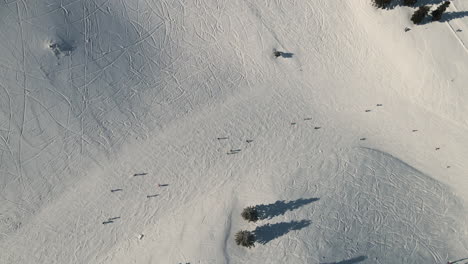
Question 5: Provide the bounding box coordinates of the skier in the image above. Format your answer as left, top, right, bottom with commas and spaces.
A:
274, 51, 283, 58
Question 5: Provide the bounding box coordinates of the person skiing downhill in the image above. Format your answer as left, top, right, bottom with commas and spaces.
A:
274, 50, 283, 58
273, 48, 283, 58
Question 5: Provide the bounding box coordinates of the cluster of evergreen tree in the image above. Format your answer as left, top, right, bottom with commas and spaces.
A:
411, 1, 450, 24
373, 0, 393, 9
372, 0, 452, 25
411, 5, 431, 24
234, 206, 260, 248
403, 0, 418, 6
372, 0, 418, 9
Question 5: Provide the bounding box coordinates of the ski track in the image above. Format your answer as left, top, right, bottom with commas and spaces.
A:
0, 0, 468, 263
446, 1, 468, 55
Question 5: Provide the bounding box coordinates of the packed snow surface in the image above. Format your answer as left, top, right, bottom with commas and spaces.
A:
1, 0, 468, 263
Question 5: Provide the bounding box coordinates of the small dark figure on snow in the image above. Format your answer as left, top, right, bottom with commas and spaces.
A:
274, 51, 283, 58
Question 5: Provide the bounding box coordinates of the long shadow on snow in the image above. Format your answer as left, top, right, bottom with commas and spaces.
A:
418, 11, 468, 25
440, 11, 468, 22
383, 0, 445, 10
253, 220, 311, 244
320, 255, 368, 264
280, 52, 294, 58
254, 198, 319, 220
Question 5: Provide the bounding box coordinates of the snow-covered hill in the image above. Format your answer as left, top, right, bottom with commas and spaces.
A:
1, 0, 468, 263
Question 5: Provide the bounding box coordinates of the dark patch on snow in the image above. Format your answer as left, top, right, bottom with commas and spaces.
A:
255, 198, 319, 220
49, 40, 74, 57
254, 220, 311, 244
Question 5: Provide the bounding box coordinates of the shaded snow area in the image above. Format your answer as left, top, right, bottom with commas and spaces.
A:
1, 0, 468, 263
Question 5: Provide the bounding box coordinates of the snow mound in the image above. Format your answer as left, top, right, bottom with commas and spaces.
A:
227, 148, 468, 263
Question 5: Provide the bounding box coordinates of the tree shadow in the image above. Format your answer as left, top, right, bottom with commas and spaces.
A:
254, 220, 311, 244
440, 11, 468, 22
418, 10, 468, 25
382, 0, 445, 10
254, 198, 319, 220
320, 256, 368, 264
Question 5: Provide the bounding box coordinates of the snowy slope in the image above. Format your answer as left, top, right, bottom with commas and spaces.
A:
1, 0, 468, 263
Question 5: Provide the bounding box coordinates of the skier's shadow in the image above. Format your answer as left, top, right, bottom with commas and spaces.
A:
280, 52, 294, 58
274, 51, 294, 58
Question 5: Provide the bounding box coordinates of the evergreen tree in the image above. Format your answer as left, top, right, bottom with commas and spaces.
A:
241, 206, 259, 222
373, 0, 393, 9
235, 230, 255, 248
411, 5, 431, 24
403, 0, 417, 6
431, 1, 451, 21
